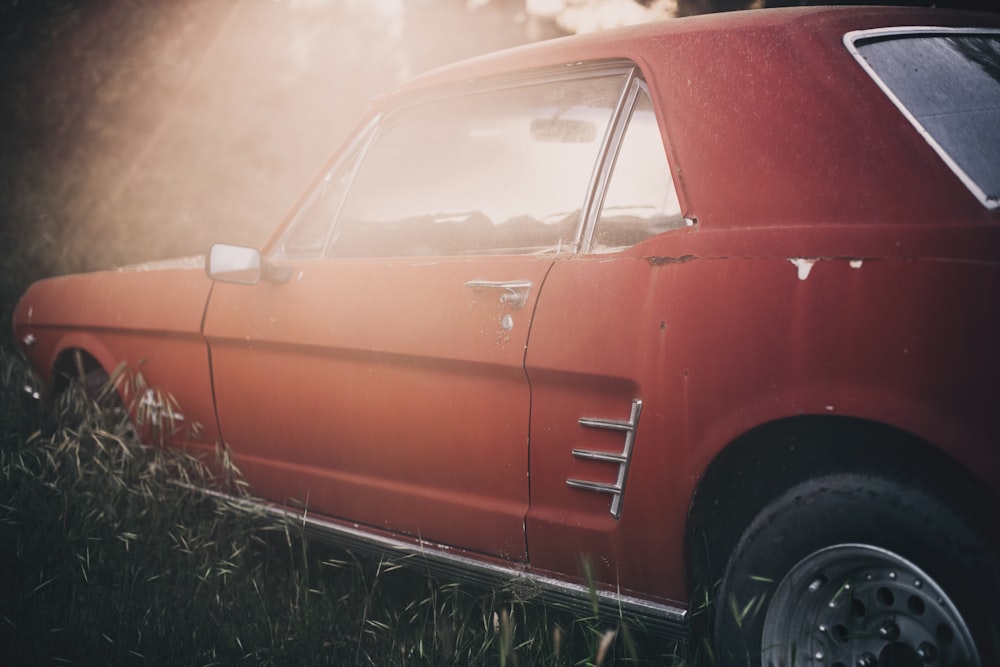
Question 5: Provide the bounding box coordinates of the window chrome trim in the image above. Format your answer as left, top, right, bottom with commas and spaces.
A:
320, 119, 379, 256
577, 68, 640, 252
394, 59, 637, 113
844, 27, 1000, 210
275, 116, 380, 259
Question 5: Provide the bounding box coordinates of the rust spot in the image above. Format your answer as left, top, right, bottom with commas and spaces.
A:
646, 254, 698, 266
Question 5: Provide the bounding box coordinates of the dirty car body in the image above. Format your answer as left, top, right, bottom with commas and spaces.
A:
13, 7, 1000, 665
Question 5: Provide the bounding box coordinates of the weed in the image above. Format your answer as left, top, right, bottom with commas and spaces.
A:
0, 347, 689, 665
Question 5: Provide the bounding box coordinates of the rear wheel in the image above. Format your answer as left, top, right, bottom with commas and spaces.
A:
713, 473, 999, 666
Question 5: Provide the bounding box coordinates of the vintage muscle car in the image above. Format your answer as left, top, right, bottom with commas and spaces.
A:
12, 6, 1000, 665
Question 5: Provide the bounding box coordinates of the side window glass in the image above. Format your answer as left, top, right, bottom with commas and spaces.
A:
327, 73, 628, 258
849, 30, 1000, 208
280, 135, 367, 257
592, 86, 684, 254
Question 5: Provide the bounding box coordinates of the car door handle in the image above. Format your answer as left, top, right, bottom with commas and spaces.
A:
464, 280, 533, 309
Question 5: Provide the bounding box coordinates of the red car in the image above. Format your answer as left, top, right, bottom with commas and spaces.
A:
13, 6, 1000, 665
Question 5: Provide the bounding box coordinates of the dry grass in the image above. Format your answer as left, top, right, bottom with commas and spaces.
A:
0, 345, 690, 665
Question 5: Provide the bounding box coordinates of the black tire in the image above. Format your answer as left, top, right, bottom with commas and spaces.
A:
713, 473, 1000, 667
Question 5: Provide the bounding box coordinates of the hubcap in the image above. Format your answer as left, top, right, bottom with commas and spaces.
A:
761, 544, 979, 667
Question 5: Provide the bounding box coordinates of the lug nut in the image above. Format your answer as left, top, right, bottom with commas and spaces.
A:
878, 619, 900, 641
916, 642, 937, 662
856, 653, 877, 667
808, 575, 827, 593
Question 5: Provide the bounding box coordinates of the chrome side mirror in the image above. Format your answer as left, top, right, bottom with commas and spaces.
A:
206, 244, 262, 285
207, 244, 293, 285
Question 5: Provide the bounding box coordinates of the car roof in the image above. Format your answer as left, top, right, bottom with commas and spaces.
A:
376, 7, 1000, 229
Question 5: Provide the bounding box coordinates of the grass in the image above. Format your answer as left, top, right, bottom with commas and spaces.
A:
0, 345, 690, 666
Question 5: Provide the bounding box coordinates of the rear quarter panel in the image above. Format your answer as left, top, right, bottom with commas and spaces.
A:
521, 7, 1000, 603
525, 223, 1000, 603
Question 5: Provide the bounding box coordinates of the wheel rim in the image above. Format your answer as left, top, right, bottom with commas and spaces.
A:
761, 543, 980, 667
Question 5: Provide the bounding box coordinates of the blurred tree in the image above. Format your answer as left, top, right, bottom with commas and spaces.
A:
676, 0, 998, 16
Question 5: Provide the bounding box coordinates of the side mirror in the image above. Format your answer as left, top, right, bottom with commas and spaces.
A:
206, 244, 263, 285
207, 244, 293, 285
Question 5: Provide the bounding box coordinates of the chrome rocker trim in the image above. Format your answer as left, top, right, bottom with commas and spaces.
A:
189, 484, 689, 639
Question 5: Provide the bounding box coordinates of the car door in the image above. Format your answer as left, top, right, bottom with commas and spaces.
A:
202, 67, 631, 560
523, 76, 696, 598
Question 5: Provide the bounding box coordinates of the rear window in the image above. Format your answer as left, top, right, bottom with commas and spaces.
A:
846, 28, 1000, 209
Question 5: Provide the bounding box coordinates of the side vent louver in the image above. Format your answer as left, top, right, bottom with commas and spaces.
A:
566, 398, 642, 519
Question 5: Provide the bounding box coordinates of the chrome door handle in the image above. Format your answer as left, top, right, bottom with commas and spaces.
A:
465, 280, 533, 309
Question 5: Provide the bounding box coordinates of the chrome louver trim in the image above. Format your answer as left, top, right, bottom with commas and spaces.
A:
566, 398, 642, 519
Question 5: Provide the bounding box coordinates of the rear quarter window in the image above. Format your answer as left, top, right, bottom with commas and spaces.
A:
846, 28, 1000, 209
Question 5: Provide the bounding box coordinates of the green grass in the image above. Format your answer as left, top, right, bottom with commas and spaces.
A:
0, 345, 689, 666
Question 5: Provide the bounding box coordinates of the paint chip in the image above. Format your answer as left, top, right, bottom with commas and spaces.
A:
789, 258, 818, 281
